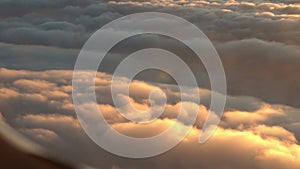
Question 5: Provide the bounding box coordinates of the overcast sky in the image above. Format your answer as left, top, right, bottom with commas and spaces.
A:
0, 0, 300, 169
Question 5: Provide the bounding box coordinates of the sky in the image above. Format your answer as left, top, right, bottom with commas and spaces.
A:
0, 0, 300, 169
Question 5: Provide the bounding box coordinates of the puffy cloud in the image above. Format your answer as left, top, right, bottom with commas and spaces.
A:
251, 125, 297, 143
20, 128, 60, 143
1, 0, 300, 168
16, 114, 80, 131
13, 79, 57, 92
81, 120, 300, 169
223, 104, 284, 127
0, 0, 299, 49
0, 68, 299, 169
0, 0, 299, 110
1, 0, 299, 109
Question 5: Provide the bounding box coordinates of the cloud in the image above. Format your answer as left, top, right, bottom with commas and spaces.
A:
217, 38, 300, 108
0, 0, 299, 49
0, 27, 89, 48
0, 0, 299, 108
251, 125, 297, 143
0, 43, 78, 70
223, 104, 284, 128
13, 79, 57, 92
0, 0, 299, 110
0, 68, 299, 169
1, 1, 300, 168
20, 128, 60, 143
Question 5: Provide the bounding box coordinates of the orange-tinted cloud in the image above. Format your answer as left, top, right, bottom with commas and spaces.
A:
0, 68, 300, 169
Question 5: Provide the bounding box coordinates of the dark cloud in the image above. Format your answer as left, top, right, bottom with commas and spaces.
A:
0, 0, 299, 109
217, 38, 300, 107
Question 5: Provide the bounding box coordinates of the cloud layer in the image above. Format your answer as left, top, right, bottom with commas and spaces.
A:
1, 0, 300, 169
0, 68, 300, 169
0, 0, 299, 108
